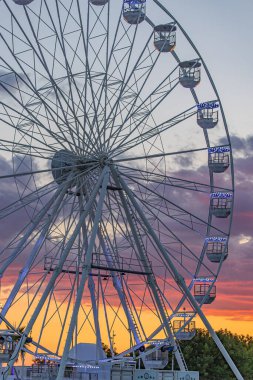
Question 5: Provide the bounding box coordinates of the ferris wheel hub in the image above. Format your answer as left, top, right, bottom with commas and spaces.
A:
51, 150, 95, 185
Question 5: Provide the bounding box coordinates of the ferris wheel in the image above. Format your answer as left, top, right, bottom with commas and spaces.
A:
0, 0, 243, 379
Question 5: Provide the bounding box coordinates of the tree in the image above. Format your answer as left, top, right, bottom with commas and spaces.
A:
168, 329, 253, 380
102, 342, 118, 358
6, 325, 32, 376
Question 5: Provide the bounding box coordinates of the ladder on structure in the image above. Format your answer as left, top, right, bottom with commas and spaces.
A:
124, 192, 188, 371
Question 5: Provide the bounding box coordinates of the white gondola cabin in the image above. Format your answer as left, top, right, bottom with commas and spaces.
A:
208, 148, 230, 173
194, 284, 216, 304
89, 0, 108, 5
154, 23, 176, 53
13, 0, 34, 4
143, 346, 169, 369
123, 0, 146, 25
205, 238, 228, 263
0, 335, 15, 362
179, 60, 201, 88
197, 105, 218, 129
173, 320, 196, 341
210, 193, 232, 218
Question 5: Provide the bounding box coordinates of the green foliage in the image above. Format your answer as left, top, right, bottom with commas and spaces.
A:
173, 329, 253, 380
5, 325, 32, 364
102, 342, 118, 358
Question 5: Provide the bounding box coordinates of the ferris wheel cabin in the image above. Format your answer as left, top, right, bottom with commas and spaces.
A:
142, 347, 169, 370
205, 240, 228, 263
89, 0, 108, 5
173, 320, 196, 341
179, 60, 201, 88
209, 150, 230, 173
197, 107, 218, 129
153, 23, 177, 52
0, 334, 16, 363
210, 193, 232, 218
123, 0, 146, 24
194, 284, 216, 304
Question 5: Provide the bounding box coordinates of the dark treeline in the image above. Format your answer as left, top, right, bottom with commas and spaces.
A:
171, 329, 253, 380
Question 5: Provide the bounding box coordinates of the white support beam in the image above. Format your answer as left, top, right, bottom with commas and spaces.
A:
112, 168, 186, 371
56, 168, 109, 379
1, 168, 108, 380
115, 167, 244, 380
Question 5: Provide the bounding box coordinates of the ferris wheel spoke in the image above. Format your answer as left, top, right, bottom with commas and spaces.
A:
96, 8, 126, 148
0, 87, 72, 152
0, 145, 51, 161
0, 137, 56, 157
111, 106, 196, 157
23, 7, 88, 154
135, 198, 216, 278
4, 0, 93, 153
128, 285, 159, 319
103, 38, 162, 149
108, 63, 180, 152
99, 21, 148, 147
0, 180, 71, 278
102, 27, 154, 148
113, 146, 215, 163
75, 2, 106, 151
48, 0, 86, 151
85, 2, 137, 151
118, 165, 232, 193
0, 180, 58, 223
36, 287, 60, 356
97, 220, 143, 346
56, 279, 77, 356
74, 1, 102, 151
117, 166, 227, 235
0, 162, 84, 181
119, 191, 198, 286
43, 1, 99, 153
0, 186, 72, 322
16, 272, 49, 331
0, 43, 81, 152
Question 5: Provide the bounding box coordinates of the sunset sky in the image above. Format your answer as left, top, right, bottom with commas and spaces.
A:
0, 0, 252, 361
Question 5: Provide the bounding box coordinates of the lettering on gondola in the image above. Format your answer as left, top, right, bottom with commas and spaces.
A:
205, 237, 228, 243
210, 192, 233, 199
197, 102, 219, 110
208, 146, 230, 154
175, 313, 195, 318
194, 277, 215, 283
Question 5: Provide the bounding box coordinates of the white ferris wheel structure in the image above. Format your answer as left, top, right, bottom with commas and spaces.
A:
0, 0, 243, 379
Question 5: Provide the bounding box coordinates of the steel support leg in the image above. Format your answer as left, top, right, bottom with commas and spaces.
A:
1, 168, 108, 380
56, 168, 109, 379
98, 230, 142, 346
88, 276, 104, 360
116, 169, 244, 380
112, 168, 186, 371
